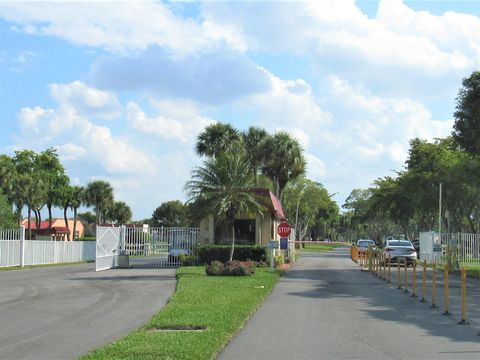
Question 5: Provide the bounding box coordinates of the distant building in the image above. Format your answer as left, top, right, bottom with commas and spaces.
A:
21, 219, 85, 241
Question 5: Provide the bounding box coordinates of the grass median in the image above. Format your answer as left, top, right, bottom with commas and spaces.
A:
300, 243, 350, 253
81, 266, 280, 360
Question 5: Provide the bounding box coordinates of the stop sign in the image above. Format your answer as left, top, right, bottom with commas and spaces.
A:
277, 221, 291, 238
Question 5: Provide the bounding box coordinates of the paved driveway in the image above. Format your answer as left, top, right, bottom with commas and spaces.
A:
0, 263, 176, 360
219, 248, 480, 360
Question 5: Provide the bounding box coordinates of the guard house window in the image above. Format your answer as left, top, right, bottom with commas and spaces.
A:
234, 219, 255, 245
214, 219, 256, 245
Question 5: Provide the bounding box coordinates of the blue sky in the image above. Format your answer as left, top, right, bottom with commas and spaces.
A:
1, 0, 479, 220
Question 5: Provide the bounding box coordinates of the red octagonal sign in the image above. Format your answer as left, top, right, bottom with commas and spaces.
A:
277, 221, 291, 238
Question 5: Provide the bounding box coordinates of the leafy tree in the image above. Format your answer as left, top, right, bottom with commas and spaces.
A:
0, 193, 16, 229
195, 122, 241, 158
452, 71, 480, 155
282, 177, 336, 241
151, 200, 188, 227
261, 132, 306, 200
36, 148, 69, 227
185, 149, 262, 261
107, 201, 132, 225
85, 180, 114, 224
242, 126, 268, 186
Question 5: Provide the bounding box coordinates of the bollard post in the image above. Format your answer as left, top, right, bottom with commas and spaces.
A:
443, 265, 451, 315
404, 257, 408, 293
387, 256, 391, 283
458, 267, 469, 325
382, 253, 386, 280
430, 262, 437, 308
397, 259, 401, 289
411, 259, 417, 297
368, 246, 373, 272
420, 260, 427, 303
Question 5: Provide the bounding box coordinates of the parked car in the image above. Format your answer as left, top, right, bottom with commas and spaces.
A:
383, 239, 417, 265
356, 239, 376, 252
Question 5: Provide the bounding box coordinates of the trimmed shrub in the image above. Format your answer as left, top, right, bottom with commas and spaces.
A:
205, 261, 225, 276
196, 245, 267, 264
205, 260, 256, 276
274, 255, 284, 268
179, 254, 196, 266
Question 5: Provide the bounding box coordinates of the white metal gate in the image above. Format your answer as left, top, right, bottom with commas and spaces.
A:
95, 225, 198, 270
95, 226, 121, 271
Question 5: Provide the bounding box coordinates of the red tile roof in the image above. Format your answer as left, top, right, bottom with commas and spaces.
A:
249, 188, 286, 220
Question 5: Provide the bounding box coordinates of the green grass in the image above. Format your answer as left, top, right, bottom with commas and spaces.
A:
300, 243, 350, 253
0, 261, 92, 271
81, 266, 280, 360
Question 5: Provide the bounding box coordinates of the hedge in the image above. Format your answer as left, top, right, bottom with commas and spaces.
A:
196, 245, 267, 264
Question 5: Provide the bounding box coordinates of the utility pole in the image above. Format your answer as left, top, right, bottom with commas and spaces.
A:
438, 183, 442, 235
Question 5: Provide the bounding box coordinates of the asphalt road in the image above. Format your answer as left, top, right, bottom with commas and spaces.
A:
218, 248, 480, 360
0, 263, 176, 360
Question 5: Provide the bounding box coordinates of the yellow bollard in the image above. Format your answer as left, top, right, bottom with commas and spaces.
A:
397, 259, 401, 289
420, 260, 427, 303
368, 246, 373, 272
404, 257, 408, 293
411, 259, 417, 297
443, 265, 451, 316
431, 262, 437, 308
458, 267, 469, 325
387, 256, 391, 283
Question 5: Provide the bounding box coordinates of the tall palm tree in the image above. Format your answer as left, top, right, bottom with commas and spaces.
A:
85, 180, 114, 224
70, 186, 85, 240
261, 132, 306, 200
185, 149, 262, 261
195, 122, 241, 158
243, 126, 268, 186
107, 201, 132, 225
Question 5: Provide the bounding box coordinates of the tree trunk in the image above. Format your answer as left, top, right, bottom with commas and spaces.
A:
64, 206, 70, 241
34, 209, 39, 229
47, 204, 52, 227
27, 206, 32, 240
73, 207, 78, 241
96, 204, 100, 225
229, 222, 235, 261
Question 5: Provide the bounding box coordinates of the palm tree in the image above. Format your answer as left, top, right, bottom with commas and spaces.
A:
195, 122, 241, 158
107, 201, 132, 225
261, 132, 306, 200
243, 126, 268, 186
185, 149, 262, 261
85, 180, 114, 224
70, 186, 85, 240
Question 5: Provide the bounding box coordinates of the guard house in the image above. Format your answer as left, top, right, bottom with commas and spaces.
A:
199, 188, 286, 246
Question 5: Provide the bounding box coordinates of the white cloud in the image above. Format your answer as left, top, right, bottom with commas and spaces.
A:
305, 153, 327, 180
0, 2, 246, 55
126, 100, 214, 143
50, 81, 121, 119
55, 143, 86, 161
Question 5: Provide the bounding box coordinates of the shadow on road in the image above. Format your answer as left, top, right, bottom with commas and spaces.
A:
285, 251, 480, 343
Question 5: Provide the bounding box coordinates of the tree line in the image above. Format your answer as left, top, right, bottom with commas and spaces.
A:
341, 71, 480, 243
0, 148, 132, 237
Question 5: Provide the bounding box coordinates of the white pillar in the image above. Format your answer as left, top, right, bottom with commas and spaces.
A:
20, 225, 25, 267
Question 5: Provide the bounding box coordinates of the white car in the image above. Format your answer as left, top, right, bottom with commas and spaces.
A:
356, 239, 376, 252
383, 239, 417, 265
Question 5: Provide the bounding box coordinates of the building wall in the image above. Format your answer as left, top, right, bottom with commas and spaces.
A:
52, 219, 85, 240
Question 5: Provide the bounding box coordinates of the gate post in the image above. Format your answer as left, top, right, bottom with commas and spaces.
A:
120, 225, 126, 252
20, 225, 25, 267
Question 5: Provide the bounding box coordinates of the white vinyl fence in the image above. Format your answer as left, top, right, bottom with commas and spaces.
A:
419, 232, 480, 267
0, 226, 95, 268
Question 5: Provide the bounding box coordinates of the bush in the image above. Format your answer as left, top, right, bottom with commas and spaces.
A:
179, 254, 196, 266
77, 237, 96, 241
205, 261, 225, 276
196, 245, 267, 264
274, 255, 284, 268
205, 260, 256, 276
